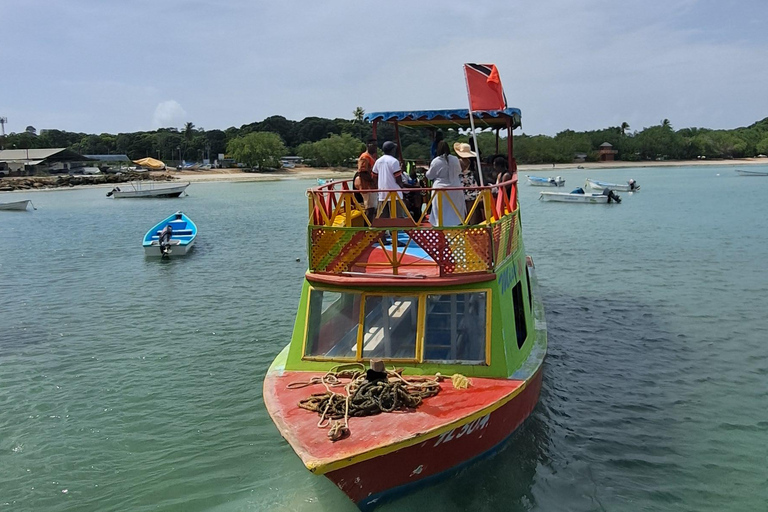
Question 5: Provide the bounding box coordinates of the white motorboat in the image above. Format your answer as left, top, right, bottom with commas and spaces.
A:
107, 181, 190, 198
735, 169, 768, 177
540, 192, 607, 203
540, 189, 621, 203
0, 199, 34, 211
526, 175, 565, 187
585, 178, 639, 192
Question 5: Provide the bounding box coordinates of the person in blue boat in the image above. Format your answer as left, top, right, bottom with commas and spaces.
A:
372, 141, 408, 218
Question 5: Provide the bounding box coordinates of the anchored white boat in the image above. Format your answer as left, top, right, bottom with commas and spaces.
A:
585, 178, 639, 192
540, 187, 622, 203
735, 169, 768, 177
107, 181, 189, 198
0, 199, 35, 211
540, 191, 608, 203
526, 175, 565, 187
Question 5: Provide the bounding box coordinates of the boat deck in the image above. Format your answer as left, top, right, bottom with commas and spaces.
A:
263, 370, 525, 473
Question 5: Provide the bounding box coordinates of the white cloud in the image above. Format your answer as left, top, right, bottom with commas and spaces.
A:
152, 101, 187, 130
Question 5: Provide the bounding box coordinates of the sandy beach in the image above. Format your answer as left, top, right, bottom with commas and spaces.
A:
2, 158, 765, 193
162, 158, 768, 184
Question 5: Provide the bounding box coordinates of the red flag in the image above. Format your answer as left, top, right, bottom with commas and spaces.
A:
464, 63, 507, 111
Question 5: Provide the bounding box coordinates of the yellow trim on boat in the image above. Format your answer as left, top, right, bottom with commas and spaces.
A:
300, 285, 493, 365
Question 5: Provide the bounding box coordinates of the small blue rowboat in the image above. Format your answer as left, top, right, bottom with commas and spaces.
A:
143, 211, 197, 257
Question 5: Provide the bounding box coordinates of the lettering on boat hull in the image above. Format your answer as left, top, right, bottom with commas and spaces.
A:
433, 414, 490, 447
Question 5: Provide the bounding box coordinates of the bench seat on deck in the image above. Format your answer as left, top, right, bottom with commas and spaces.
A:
156, 229, 193, 236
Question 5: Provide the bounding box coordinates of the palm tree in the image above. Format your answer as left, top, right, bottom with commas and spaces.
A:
620, 122, 630, 135
183, 122, 195, 160
352, 107, 365, 123
661, 119, 671, 129
184, 122, 195, 141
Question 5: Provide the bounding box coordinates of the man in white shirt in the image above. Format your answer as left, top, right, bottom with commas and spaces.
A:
372, 141, 406, 218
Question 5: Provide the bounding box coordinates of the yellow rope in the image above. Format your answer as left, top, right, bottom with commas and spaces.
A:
435, 372, 472, 389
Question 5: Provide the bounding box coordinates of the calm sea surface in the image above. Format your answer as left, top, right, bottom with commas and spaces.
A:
1, 165, 767, 512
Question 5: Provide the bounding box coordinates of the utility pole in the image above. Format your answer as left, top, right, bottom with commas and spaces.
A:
0, 117, 7, 149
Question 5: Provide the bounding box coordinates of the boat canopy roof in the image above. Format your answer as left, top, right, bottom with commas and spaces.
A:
364, 108, 522, 130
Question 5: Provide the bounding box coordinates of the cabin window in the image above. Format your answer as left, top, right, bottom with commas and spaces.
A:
423, 292, 487, 364
361, 295, 419, 359
512, 282, 527, 348
304, 289, 361, 359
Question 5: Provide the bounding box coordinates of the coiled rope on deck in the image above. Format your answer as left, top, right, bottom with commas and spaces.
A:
291, 366, 469, 442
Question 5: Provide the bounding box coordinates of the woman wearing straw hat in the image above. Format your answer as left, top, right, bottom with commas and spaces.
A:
426, 140, 467, 227
454, 142, 482, 225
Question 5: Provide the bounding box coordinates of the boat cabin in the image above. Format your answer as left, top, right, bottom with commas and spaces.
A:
276, 108, 541, 379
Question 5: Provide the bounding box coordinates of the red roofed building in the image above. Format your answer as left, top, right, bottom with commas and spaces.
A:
598, 142, 618, 162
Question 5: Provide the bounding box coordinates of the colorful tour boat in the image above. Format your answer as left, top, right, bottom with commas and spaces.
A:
264, 106, 547, 510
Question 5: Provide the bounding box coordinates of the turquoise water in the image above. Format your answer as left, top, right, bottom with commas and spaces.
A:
1, 166, 766, 511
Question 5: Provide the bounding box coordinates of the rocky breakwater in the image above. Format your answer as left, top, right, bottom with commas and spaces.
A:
0, 173, 177, 192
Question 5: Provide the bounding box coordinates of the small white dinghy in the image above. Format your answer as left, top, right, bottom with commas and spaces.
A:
0, 199, 35, 211
526, 175, 565, 187
540, 187, 621, 204
107, 181, 190, 198
585, 178, 639, 192
540, 192, 608, 203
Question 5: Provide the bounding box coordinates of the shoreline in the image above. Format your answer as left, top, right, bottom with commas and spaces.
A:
0, 158, 765, 193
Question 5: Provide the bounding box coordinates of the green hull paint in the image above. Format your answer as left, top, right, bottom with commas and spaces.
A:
276, 236, 547, 381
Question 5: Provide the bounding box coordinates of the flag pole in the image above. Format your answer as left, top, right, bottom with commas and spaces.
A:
467, 111, 485, 186
464, 66, 485, 186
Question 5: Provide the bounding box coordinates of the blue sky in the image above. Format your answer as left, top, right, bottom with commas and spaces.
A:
1, 0, 766, 136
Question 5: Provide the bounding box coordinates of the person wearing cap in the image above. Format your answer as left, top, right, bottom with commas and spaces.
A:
372, 141, 407, 218
354, 138, 378, 220
426, 140, 467, 226
454, 142, 482, 224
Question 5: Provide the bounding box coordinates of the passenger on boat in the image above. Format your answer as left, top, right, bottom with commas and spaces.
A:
403, 166, 427, 220
430, 130, 444, 160
354, 138, 378, 219
426, 140, 467, 226
494, 156, 513, 201
454, 142, 482, 225
373, 141, 408, 218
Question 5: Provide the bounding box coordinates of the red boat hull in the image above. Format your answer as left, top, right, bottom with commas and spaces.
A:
327, 368, 543, 509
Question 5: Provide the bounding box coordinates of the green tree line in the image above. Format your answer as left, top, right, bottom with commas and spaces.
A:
3, 113, 768, 166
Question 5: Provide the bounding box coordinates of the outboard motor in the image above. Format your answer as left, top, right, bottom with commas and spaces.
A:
158, 225, 173, 257
629, 179, 637, 191
602, 188, 622, 203
555, 176, 563, 186
106, 187, 120, 197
